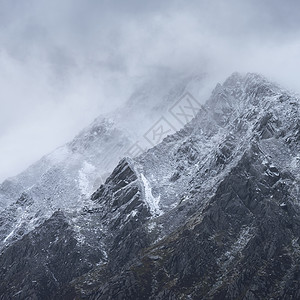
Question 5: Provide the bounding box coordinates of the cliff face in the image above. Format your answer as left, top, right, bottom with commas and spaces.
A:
1, 73, 300, 299
91, 146, 300, 300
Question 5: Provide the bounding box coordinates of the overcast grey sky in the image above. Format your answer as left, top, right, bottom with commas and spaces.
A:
0, 0, 300, 181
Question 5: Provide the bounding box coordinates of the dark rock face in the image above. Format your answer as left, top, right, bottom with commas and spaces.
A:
0, 73, 300, 299
83, 146, 300, 300
0, 211, 102, 300
90, 158, 151, 265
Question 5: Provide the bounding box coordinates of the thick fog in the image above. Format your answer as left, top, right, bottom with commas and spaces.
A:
0, 0, 300, 181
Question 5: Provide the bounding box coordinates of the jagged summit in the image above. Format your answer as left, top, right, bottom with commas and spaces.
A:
222, 72, 273, 88
209, 72, 285, 109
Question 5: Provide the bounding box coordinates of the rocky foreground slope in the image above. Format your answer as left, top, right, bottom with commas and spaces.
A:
0, 73, 300, 299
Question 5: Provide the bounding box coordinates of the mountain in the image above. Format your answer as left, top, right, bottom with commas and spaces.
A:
0, 73, 204, 251
0, 72, 300, 299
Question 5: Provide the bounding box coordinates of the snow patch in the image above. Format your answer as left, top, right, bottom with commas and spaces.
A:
124, 209, 138, 222
78, 162, 96, 196
221, 226, 254, 265
148, 221, 156, 232
141, 174, 162, 216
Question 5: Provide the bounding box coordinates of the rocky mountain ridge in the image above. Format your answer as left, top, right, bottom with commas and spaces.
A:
0, 74, 204, 251
0, 72, 300, 299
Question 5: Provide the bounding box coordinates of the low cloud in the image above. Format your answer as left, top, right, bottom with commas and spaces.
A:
0, 0, 300, 181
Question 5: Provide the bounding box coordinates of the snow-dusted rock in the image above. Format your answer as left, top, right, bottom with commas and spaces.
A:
1, 72, 300, 299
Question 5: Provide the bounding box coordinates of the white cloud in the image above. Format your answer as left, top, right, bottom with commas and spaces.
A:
0, 0, 300, 181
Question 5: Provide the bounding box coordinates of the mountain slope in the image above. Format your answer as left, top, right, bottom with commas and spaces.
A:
70, 73, 300, 299
0, 73, 299, 299
0, 74, 204, 250
89, 144, 300, 300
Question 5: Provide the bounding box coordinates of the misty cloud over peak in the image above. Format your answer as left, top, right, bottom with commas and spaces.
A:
0, 0, 299, 181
